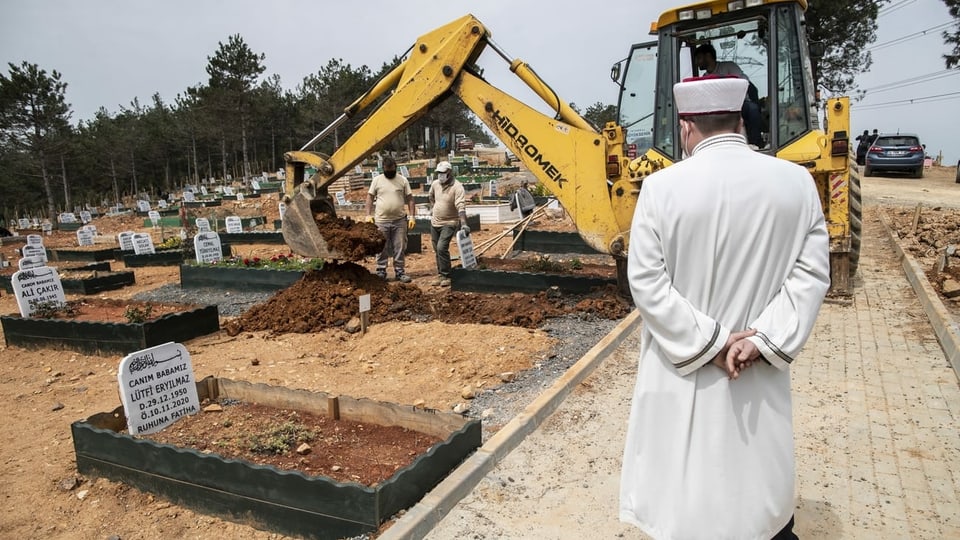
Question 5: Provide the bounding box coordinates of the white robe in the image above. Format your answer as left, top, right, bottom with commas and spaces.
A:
619, 133, 830, 540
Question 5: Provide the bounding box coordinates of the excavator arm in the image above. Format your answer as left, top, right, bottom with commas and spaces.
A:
283, 13, 639, 261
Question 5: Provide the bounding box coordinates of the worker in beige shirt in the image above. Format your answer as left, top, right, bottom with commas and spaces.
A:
427, 161, 469, 287
366, 156, 416, 282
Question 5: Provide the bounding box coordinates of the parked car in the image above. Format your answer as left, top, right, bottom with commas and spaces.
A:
864, 133, 926, 178
456, 137, 475, 151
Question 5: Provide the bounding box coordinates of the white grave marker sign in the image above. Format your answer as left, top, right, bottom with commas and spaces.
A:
195, 218, 211, 233
12, 267, 66, 317
21, 244, 47, 262
17, 218, 30, 229
26, 234, 43, 247
182, 191, 195, 202
400, 165, 410, 178
148, 210, 161, 226
18, 256, 46, 270
118, 342, 200, 435
137, 200, 151, 212
118, 231, 136, 251
236, 192, 244, 201
278, 202, 287, 220
76, 228, 95, 246
225, 216, 243, 234
200, 186, 208, 196
456, 230, 478, 269
132, 233, 155, 255
80, 211, 92, 224
251, 179, 261, 191
82, 224, 97, 235
194, 232, 223, 263
41, 222, 53, 235
59, 212, 78, 223
223, 186, 235, 196
157, 199, 168, 209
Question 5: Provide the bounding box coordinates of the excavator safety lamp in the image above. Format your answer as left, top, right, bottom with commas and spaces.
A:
745, 0, 764, 6
606, 155, 621, 178
830, 137, 849, 158
727, 1, 745, 10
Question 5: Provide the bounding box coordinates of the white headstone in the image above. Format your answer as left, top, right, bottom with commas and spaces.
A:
80, 211, 92, 224
157, 199, 168, 209
26, 234, 43, 247
118, 231, 136, 251
400, 165, 410, 178
278, 202, 287, 220
472, 156, 479, 167
11, 266, 66, 317
456, 230, 477, 269
17, 218, 30, 229
236, 192, 244, 201
276, 169, 285, 180
334, 191, 348, 206
18, 256, 46, 270
182, 191, 195, 202
354, 165, 363, 174
223, 186, 235, 196
148, 210, 161, 226
82, 224, 97, 235
21, 244, 47, 262
200, 186, 208, 196
195, 218, 211, 233
251, 179, 261, 191
489, 180, 498, 197
59, 212, 78, 223
224, 216, 243, 234
31, 218, 40, 227
117, 342, 201, 436
194, 232, 223, 263
137, 200, 151, 212
41, 222, 53, 235
76, 228, 95, 247
132, 233, 155, 255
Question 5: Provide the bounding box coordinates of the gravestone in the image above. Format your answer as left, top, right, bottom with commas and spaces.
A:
182, 191, 195, 202
200, 186, 208, 196
194, 232, 223, 263
11, 266, 66, 317
472, 156, 479, 167
236, 192, 244, 201
225, 216, 243, 234
400, 165, 410, 178
132, 233, 155, 255
223, 186, 235, 196
148, 210, 161, 227
26, 234, 43, 247
335, 191, 348, 206
18, 256, 46, 270
21, 244, 47, 263
490, 180, 498, 197
278, 202, 287, 220
118, 231, 136, 251
137, 200, 151, 212
456, 230, 477, 269
117, 342, 200, 436
80, 211, 92, 224
76, 228, 95, 247
251, 179, 261, 191
41, 222, 53, 235
17, 218, 30, 229
195, 218, 211, 233
157, 199, 168, 209
83, 224, 97, 235
59, 212, 78, 223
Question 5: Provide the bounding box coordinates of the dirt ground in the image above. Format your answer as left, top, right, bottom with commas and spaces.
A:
0, 163, 956, 539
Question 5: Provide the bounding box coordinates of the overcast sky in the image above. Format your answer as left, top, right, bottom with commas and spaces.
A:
1, 0, 956, 164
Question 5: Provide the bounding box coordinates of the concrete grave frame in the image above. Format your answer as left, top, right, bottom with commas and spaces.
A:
71, 376, 482, 539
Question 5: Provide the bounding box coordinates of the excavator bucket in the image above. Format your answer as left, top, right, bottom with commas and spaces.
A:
280, 192, 346, 260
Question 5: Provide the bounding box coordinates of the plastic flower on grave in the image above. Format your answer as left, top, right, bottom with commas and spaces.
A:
243, 258, 251, 266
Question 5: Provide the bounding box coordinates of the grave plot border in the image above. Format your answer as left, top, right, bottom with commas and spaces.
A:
179, 264, 304, 292
60, 270, 136, 295
1, 261, 112, 293
49, 247, 117, 262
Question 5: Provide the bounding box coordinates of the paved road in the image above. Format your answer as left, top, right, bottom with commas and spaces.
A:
382, 205, 960, 538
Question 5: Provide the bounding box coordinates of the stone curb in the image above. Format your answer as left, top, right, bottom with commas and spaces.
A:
379, 309, 643, 540
878, 211, 960, 379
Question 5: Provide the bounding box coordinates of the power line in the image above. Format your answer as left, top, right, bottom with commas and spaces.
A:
868, 22, 955, 52
852, 91, 960, 111
878, 0, 917, 18
861, 69, 960, 95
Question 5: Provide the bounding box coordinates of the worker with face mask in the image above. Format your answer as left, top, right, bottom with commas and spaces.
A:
427, 161, 469, 287
365, 155, 416, 282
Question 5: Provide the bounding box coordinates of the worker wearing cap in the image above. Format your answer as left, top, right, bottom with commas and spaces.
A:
619, 75, 830, 539
427, 161, 469, 287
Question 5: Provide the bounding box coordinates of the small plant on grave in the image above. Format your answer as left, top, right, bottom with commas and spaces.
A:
123, 303, 154, 324
248, 420, 316, 455
29, 300, 78, 319
521, 255, 566, 273
569, 258, 583, 270
156, 236, 182, 250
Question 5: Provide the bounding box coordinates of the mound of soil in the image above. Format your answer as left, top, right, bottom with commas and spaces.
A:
884, 206, 960, 295
312, 214, 384, 260
224, 261, 631, 336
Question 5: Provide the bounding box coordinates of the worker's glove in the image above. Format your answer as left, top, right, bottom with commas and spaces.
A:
365, 216, 375, 224
460, 224, 471, 236
407, 217, 417, 230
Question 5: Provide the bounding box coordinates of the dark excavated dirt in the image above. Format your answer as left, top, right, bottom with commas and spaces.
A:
313, 214, 384, 261
223, 261, 631, 336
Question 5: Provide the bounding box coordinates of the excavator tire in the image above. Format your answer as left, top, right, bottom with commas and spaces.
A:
848, 163, 863, 277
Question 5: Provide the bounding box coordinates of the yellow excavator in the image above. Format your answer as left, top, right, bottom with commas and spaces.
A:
281, 0, 859, 294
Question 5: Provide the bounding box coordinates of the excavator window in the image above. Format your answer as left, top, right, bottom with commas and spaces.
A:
616, 42, 658, 158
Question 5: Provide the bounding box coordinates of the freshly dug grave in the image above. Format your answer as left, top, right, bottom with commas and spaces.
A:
224, 261, 631, 335
143, 399, 440, 487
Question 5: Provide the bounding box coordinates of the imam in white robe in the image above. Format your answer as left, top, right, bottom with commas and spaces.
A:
620, 133, 831, 540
